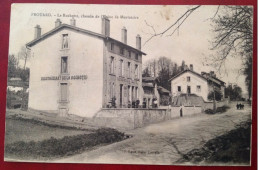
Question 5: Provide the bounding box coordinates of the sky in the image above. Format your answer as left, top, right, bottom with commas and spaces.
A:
8, 4, 249, 95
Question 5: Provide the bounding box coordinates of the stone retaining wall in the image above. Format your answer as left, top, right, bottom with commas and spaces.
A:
92, 108, 171, 130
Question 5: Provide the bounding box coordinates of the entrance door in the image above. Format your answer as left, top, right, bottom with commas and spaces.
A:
120, 84, 123, 107
60, 83, 68, 101
187, 86, 191, 94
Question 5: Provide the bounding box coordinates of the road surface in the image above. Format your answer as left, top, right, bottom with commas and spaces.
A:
55, 103, 251, 165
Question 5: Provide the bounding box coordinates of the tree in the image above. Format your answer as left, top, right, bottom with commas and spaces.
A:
210, 6, 253, 99
208, 88, 223, 102
142, 67, 151, 77
19, 68, 30, 82
243, 56, 252, 100
225, 84, 243, 101
142, 56, 182, 90
143, 6, 253, 100
8, 54, 18, 79
19, 46, 31, 70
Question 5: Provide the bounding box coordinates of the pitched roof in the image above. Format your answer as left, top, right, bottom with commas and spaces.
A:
26, 24, 146, 55
168, 69, 208, 82
169, 69, 225, 86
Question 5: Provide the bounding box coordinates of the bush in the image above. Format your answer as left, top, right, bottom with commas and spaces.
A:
204, 105, 230, 114
5, 128, 128, 159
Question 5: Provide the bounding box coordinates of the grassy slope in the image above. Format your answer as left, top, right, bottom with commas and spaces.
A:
179, 120, 251, 165
5, 128, 127, 161
5, 118, 90, 145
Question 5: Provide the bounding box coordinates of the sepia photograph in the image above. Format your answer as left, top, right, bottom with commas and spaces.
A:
4, 4, 253, 165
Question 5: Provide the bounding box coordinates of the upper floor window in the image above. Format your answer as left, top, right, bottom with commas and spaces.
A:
110, 43, 114, 51
187, 76, 191, 82
110, 56, 115, 74
127, 62, 131, 78
120, 47, 124, 55
135, 64, 139, 79
62, 34, 69, 49
178, 86, 181, 92
119, 59, 124, 76
135, 53, 138, 60
128, 51, 131, 58
197, 85, 201, 92
61, 56, 68, 73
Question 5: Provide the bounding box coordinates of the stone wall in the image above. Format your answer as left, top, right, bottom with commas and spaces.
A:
92, 108, 171, 130
93, 106, 204, 130
202, 100, 229, 110
170, 106, 202, 118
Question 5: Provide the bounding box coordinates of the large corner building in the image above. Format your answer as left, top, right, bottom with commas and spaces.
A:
27, 17, 146, 117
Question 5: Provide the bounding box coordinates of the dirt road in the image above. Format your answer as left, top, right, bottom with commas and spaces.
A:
55, 103, 251, 165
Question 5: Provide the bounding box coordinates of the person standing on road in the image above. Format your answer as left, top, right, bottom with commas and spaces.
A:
154, 98, 158, 108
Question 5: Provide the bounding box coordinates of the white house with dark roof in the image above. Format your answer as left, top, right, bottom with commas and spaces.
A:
169, 65, 225, 102
26, 17, 146, 117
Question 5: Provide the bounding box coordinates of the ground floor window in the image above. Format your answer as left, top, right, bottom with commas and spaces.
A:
60, 83, 68, 101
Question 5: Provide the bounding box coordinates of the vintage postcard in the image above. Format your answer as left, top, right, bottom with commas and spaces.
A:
5, 3, 253, 165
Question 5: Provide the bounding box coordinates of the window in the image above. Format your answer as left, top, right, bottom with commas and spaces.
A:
136, 87, 138, 99
178, 86, 181, 92
128, 51, 131, 58
128, 86, 131, 102
110, 82, 115, 99
127, 62, 131, 78
187, 76, 191, 82
62, 34, 69, 49
120, 47, 124, 55
110, 43, 114, 51
60, 83, 68, 101
135, 53, 138, 60
119, 59, 124, 76
110, 56, 115, 74
197, 85, 201, 92
61, 56, 68, 73
135, 64, 139, 79
110, 42, 115, 51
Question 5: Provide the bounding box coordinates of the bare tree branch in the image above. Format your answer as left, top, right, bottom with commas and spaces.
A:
143, 5, 201, 46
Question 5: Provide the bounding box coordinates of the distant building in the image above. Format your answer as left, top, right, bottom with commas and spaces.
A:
157, 86, 171, 106
169, 65, 225, 102
141, 77, 160, 108
26, 17, 146, 117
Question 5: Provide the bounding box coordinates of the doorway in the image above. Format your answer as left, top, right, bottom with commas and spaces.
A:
187, 86, 191, 94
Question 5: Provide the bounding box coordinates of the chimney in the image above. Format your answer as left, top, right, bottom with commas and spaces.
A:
34, 25, 41, 39
101, 16, 110, 37
70, 17, 76, 26
210, 71, 216, 77
121, 27, 127, 44
190, 64, 193, 71
136, 34, 141, 50
55, 19, 62, 27
184, 65, 189, 70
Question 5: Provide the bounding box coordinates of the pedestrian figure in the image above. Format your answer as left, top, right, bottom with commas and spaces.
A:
239, 103, 243, 110
180, 105, 184, 117
154, 98, 158, 108
236, 103, 239, 110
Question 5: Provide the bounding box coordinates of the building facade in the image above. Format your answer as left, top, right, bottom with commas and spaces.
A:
169, 65, 225, 102
141, 77, 160, 108
27, 17, 145, 117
